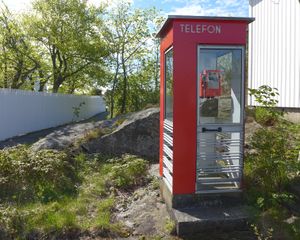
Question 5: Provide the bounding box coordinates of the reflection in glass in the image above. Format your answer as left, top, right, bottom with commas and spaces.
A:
198, 48, 242, 124
165, 49, 173, 121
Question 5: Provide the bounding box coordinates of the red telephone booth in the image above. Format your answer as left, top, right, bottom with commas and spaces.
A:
157, 16, 254, 207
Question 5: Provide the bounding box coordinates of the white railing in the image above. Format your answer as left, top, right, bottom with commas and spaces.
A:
163, 119, 173, 192
0, 89, 106, 141
196, 128, 243, 193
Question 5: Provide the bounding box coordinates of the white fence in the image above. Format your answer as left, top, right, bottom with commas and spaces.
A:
0, 89, 106, 141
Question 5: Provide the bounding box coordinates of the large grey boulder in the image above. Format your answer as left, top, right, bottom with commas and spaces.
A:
84, 108, 160, 161
31, 107, 160, 161
30, 122, 103, 151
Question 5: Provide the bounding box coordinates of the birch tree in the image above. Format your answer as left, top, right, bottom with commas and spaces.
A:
103, 1, 159, 115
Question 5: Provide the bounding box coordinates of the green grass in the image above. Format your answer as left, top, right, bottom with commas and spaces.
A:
0, 152, 148, 239
164, 218, 176, 234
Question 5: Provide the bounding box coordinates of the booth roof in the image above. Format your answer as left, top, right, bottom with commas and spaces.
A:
156, 15, 255, 38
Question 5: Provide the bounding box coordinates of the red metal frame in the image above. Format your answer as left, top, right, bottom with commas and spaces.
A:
158, 16, 252, 195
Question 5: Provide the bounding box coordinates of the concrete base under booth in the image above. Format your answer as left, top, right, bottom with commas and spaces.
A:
160, 179, 250, 236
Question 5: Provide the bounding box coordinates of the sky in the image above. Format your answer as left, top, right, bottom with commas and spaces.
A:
3, 0, 249, 17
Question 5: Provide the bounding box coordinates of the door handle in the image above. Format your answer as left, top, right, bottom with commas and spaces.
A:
202, 127, 222, 132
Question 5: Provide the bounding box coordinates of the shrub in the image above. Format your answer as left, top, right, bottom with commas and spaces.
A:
0, 154, 145, 238
108, 155, 148, 189
245, 123, 300, 208
249, 85, 283, 126
0, 145, 80, 203
255, 107, 279, 126
0, 205, 27, 239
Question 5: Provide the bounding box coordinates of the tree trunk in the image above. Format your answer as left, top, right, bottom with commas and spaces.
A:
154, 41, 159, 92
3, 59, 8, 88
39, 82, 46, 92
52, 75, 63, 93
120, 51, 128, 114
110, 72, 117, 118
110, 59, 120, 118
38, 70, 47, 92
3, 47, 8, 88
52, 83, 59, 93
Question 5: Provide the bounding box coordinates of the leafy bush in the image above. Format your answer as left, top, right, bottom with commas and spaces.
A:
249, 85, 279, 107
108, 155, 148, 189
249, 85, 283, 126
245, 123, 300, 208
0, 153, 146, 239
254, 107, 279, 126
0, 149, 150, 238
0, 205, 27, 239
0, 145, 80, 203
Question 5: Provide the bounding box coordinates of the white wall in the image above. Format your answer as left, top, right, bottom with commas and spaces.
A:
0, 89, 106, 141
249, 0, 300, 108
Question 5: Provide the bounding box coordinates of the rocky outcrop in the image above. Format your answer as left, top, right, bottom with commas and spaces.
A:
30, 107, 160, 161
84, 108, 160, 161
30, 122, 103, 151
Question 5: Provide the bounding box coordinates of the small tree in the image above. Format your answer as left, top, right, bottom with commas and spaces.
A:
102, 1, 159, 116
249, 85, 282, 125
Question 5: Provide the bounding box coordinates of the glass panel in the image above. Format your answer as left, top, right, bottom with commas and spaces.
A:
165, 48, 173, 121
198, 48, 242, 124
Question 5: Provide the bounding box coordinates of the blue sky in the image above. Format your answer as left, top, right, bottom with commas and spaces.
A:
134, 0, 249, 17
4, 0, 249, 17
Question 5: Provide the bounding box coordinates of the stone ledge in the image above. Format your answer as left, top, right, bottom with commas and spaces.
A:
160, 179, 250, 236
171, 205, 249, 236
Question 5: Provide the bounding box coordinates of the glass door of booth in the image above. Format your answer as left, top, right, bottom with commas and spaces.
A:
197, 46, 244, 193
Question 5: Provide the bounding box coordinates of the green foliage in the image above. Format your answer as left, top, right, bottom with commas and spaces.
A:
244, 107, 300, 239
1, 0, 163, 112
26, 0, 108, 93
254, 107, 279, 126
0, 145, 80, 203
0, 3, 42, 90
72, 101, 86, 120
28, 201, 78, 231
285, 217, 300, 239
108, 155, 148, 189
247, 207, 300, 240
249, 85, 279, 107
74, 127, 112, 148
0, 152, 149, 238
113, 117, 126, 128
0, 196, 117, 238
150, 178, 160, 190
251, 222, 274, 240
0, 205, 27, 239
164, 218, 176, 234
93, 197, 115, 228
245, 123, 300, 208
249, 85, 283, 126
103, 1, 161, 117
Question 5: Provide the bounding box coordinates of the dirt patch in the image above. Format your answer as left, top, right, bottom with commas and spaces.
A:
114, 164, 172, 238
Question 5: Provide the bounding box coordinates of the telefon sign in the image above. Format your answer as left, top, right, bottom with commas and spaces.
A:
179, 24, 221, 34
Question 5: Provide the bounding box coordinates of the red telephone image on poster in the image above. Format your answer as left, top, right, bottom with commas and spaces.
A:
199, 69, 223, 98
